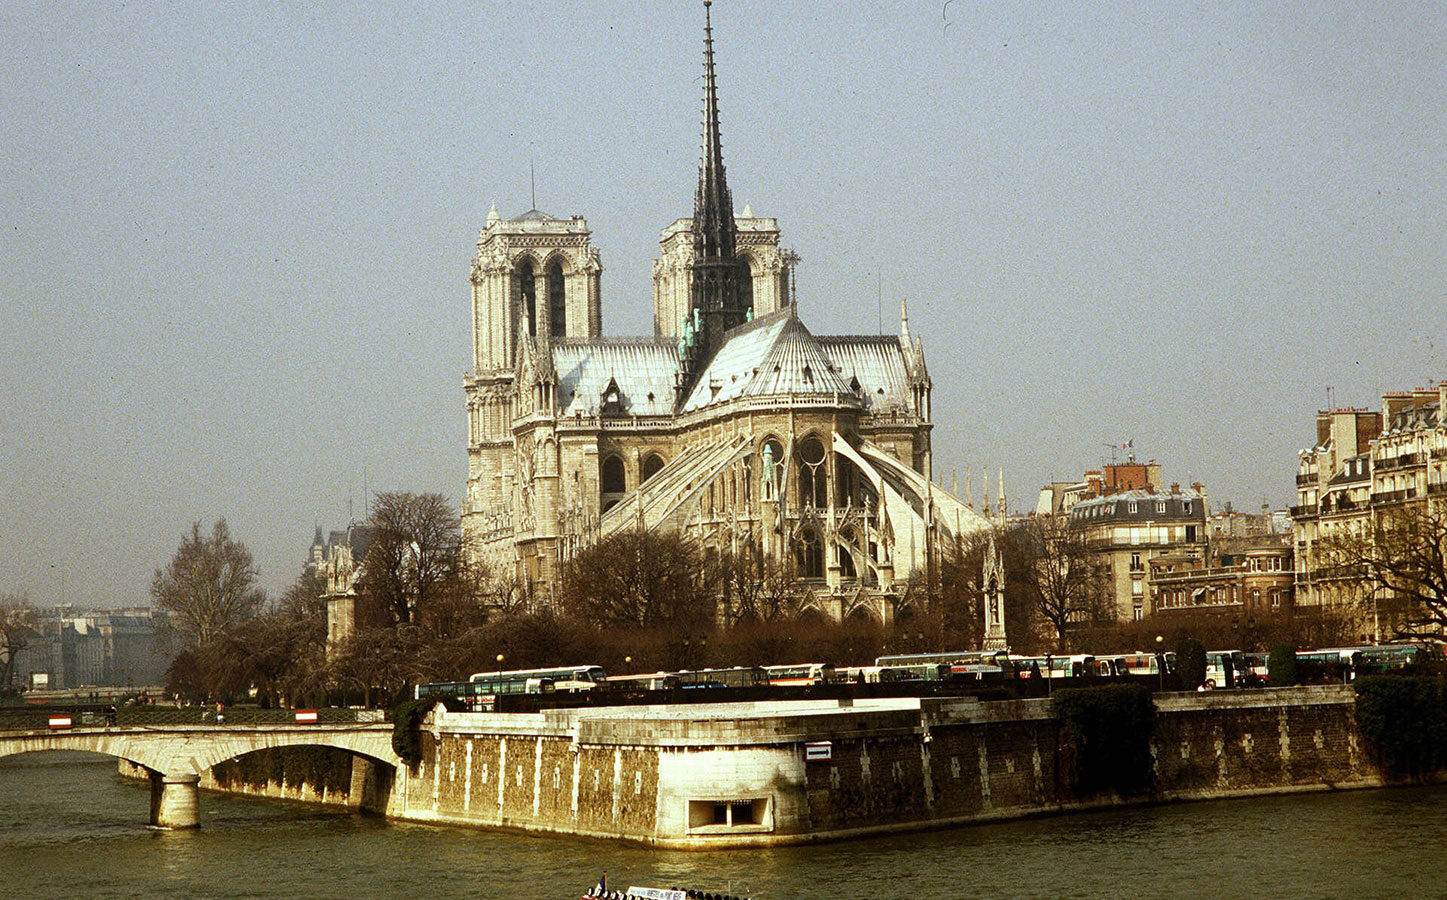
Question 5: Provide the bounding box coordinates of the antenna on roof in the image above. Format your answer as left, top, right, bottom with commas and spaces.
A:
877, 271, 883, 335
530, 146, 536, 210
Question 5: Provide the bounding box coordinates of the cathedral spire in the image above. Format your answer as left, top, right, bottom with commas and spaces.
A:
694, 0, 736, 264
681, 0, 746, 397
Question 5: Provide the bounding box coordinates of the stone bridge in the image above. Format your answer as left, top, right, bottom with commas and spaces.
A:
0, 724, 400, 829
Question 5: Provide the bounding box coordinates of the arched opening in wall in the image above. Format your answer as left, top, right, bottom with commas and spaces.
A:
839, 545, 857, 578
845, 603, 880, 629
513, 259, 537, 337
600, 454, 626, 512
546, 258, 566, 338
760, 438, 784, 501
793, 527, 823, 579
641, 453, 665, 483
796, 436, 827, 509
735, 256, 754, 318
797, 605, 828, 628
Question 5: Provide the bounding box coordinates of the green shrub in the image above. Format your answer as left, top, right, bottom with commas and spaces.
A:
1176, 638, 1206, 689
1267, 643, 1297, 687
1052, 683, 1156, 798
1354, 675, 1447, 779
390, 698, 433, 768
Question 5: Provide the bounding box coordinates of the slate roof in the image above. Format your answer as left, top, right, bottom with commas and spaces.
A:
681, 310, 853, 413
817, 336, 912, 413
554, 340, 679, 417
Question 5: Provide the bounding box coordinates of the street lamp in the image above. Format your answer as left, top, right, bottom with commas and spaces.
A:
496, 653, 505, 681
1154, 635, 1165, 691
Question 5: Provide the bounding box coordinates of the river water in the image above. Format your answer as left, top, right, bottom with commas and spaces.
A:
0, 751, 1435, 899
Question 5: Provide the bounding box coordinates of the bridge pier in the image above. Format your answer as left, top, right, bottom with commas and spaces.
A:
150, 773, 200, 829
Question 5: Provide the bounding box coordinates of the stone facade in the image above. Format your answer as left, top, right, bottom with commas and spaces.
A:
1068, 478, 1209, 622
460, 6, 987, 621
187, 686, 1388, 847
1292, 383, 1447, 633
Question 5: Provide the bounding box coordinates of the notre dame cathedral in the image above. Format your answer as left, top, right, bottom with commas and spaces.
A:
462, 3, 991, 624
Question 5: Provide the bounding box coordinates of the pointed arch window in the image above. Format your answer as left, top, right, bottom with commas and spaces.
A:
546, 258, 566, 338
795, 527, 823, 578
641, 453, 665, 483
600, 454, 626, 512
513, 259, 537, 337
735, 257, 754, 318
797, 437, 827, 508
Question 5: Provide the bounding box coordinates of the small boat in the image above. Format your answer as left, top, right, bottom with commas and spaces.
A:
582, 873, 750, 900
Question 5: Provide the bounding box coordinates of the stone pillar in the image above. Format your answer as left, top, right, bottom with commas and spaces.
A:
150, 773, 200, 829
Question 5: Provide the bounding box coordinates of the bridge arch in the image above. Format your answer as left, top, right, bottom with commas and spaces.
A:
0, 725, 399, 830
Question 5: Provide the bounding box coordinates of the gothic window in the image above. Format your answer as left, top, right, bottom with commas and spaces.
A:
600, 454, 626, 512
839, 546, 857, 578
513, 259, 537, 336
641, 453, 665, 483
546, 258, 566, 338
797, 437, 827, 508
735, 257, 754, 318
794, 527, 823, 578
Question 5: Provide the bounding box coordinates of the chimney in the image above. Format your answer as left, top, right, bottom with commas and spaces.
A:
1170, 482, 1180, 495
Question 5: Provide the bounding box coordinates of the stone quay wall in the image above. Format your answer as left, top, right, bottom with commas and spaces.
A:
191, 686, 1390, 848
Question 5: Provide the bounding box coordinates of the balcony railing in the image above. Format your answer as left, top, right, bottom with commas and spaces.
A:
1370, 489, 1419, 504
1289, 504, 1318, 517
1296, 472, 1317, 486
1376, 454, 1419, 472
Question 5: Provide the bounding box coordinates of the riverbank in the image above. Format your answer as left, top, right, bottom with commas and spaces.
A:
158, 683, 1432, 848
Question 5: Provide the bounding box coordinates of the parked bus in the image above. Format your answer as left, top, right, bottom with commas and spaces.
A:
763, 663, 834, 686
468, 665, 606, 692
1205, 651, 1245, 688
1097, 652, 1172, 677
1009, 654, 1098, 679
673, 667, 768, 690
875, 651, 1010, 668
602, 672, 680, 691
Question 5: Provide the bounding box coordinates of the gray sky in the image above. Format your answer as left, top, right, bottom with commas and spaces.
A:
2, 1, 1443, 607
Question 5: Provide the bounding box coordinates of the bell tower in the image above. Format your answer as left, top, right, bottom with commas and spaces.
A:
464, 205, 601, 544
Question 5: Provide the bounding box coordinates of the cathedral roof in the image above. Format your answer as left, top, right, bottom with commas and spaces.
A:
817, 336, 913, 414
680, 309, 852, 412
553, 340, 679, 417
514, 208, 557, 222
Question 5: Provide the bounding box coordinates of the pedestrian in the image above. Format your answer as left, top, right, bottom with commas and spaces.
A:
104, 705, 117, 727
215, 701, 225, 725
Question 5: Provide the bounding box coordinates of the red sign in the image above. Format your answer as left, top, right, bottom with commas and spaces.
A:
294, 709, 318, 724
48, 716, 73, 730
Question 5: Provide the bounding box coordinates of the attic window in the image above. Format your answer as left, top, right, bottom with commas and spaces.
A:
802, 365, 813, 383
646, 392, 655, 402
877, 388, 885, 395
773, 364, 781, 373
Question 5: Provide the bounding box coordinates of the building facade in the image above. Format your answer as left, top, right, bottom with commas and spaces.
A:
1292, 383, 1447, 634
1150, 535, 1294, 619
460, 6, 987, 623
1069, 485, 1208, 622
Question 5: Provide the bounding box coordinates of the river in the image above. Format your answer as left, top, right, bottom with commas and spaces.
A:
0, 751, 1435, 899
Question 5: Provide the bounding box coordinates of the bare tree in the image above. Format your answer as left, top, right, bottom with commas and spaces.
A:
151, 519, 265, 647
357, 492, 462, 627
1017, 514, 1111, 651
716, 542, 811, 625
557, 530, 714, 630
1319, 502, 1447, 637
1, 592, 38, 693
